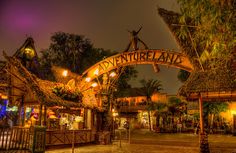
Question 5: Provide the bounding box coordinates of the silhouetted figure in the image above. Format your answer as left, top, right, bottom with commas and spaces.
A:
124, 27, 159, 72
125, 27, 148, 51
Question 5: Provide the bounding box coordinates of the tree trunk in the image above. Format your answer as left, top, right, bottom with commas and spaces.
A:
156, 114, 159, 129
210, 114, 214, 133
148, 110, 151, 131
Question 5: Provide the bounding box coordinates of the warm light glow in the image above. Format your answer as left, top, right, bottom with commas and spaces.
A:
62, 70, 68, 77
109, 72, 116, 78
113, 112, 118, 117
85, 77, 91, 82
94, 69, 99, 76
231, 110, 236, 115
91, 82, 98, 87
25, 47, 33, 52
1, 95, 8, 99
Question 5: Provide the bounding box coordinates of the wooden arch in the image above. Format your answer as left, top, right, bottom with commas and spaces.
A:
80, 49, 194, 83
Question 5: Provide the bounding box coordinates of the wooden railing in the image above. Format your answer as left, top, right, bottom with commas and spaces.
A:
0, 127, 96, 150
0, 126, 30, 151
46, 129, 95, 146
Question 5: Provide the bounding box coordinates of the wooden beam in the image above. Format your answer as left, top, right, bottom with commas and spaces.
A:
187, 91, 236, 101
11, 85, 26, 92
8, 94, 23, 97
5, 69, 26, 84
0, 83, 8, 87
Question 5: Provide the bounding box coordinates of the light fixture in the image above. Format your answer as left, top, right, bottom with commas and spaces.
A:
91, 82, 98, 88
94, 69, 99, 76
109, 72, 116, 78
62, 70, 68, 77
85, 77, 91, 82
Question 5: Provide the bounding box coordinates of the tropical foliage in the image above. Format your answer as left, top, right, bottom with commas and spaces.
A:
177, 0, 236, 70
139, 79, 163, 131
52, 83, 83, 102
203, 101, 229, 130
40, 32, 137, 90
139, 79, 163, 101
168, 96, 186, 116
39, 32, 114, 79
167, 97, 186, 129
177, 69, 190, 82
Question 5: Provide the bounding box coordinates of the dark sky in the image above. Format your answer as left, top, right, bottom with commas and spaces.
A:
0, 0, 182, 94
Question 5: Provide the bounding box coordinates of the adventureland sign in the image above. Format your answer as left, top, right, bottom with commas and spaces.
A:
84, 49, 193, 79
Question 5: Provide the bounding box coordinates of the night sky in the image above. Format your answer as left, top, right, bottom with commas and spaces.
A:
0, 0, 182, 94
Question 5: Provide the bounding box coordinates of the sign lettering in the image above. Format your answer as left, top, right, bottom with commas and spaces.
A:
83, 50, 193, 79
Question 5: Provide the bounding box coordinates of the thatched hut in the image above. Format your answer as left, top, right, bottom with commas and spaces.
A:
158, 7, 236, 152
0, 38, 103, 146
1, 38, 102, 129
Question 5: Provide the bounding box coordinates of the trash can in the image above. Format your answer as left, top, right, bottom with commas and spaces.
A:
29, 126, 46, 153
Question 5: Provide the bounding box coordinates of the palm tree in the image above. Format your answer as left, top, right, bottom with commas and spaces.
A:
167, 97, 186, 131
203, 101, 229, 132
139, 79, 162, 131
152, 102, 167, 131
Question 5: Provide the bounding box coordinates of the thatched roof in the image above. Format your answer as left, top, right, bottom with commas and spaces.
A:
158, 8, 200, 70
158, 8, 236, 99
3, 53, 101, 110
178, 69, 236, 99
0, 37, 102, 110
0, 61, 7, 94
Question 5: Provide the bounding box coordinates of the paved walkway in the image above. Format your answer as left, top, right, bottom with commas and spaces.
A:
2, 132, 235, 153
46, 140, 236, 153
46, 130, 236, 153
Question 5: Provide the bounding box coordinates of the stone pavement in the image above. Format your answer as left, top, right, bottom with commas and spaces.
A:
46, 141, 200, 153
2, 132, 236, 153
46, 130, 236, 153
46, 139, 236, 153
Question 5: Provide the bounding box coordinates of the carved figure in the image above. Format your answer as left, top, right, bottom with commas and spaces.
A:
124, 27, 160, 73
125, 27, 148, 51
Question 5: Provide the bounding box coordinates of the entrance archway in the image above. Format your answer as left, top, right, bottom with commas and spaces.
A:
80, 49, 193, 83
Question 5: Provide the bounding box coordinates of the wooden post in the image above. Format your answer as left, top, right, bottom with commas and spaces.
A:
21, 96, 26, 126
39, 104, 43, 126
43, 106, 47, 126
199, 94, 204, 134
233, 115, 236, 136
72, 130, 75, 153
112, 116, 114, 140
198, 94, 210, 153
18, 96, 24, 126
128, 118, 131, 144
119, 129, 121, 148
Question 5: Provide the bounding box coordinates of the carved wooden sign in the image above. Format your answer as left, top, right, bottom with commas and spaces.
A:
81, 49, 193, 81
